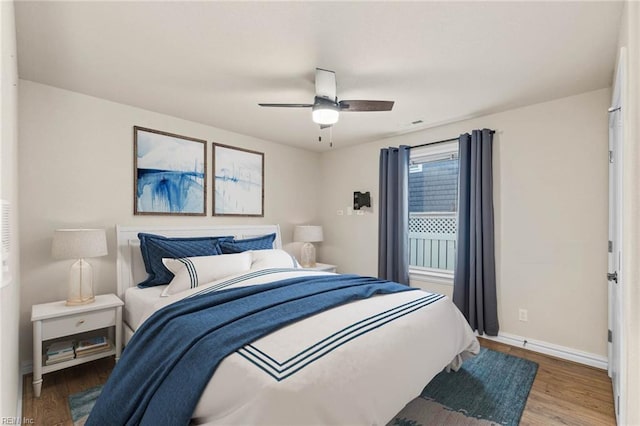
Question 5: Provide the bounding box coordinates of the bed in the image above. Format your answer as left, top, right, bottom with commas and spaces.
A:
98, 224, 479, 425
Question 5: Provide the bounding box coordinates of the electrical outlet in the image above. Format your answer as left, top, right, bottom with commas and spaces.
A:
356, 210, 364, 216
518, 309, 528, 322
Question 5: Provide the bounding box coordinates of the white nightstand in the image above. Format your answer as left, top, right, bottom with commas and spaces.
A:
304, 262, 337, 273
31, 293, 123, 397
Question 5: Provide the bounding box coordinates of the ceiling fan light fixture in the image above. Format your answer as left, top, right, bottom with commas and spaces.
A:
258, 69, 394, 129
312, 103, 339, 125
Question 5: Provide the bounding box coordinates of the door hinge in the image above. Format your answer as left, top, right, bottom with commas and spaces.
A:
608, 241, 613, 253
609, 150, 614, 163
608, 329, 612, 343
608, 271, 618, 283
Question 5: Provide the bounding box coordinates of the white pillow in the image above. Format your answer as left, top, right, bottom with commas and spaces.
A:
161, 252, 252, 296
250, 249, 300, 270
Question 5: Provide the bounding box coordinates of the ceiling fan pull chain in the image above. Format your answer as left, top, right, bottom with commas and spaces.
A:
330, 126, 333, 148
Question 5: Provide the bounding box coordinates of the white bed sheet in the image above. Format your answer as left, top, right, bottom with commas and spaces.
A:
135, 268, 479, 425
123, 285, 166, 332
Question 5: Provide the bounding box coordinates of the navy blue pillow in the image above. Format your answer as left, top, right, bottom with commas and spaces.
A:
138, 233, 233, 287
220, 233, 276, 254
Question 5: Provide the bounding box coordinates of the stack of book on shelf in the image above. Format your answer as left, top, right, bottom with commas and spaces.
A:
45, 341, 75, 365
75, 336, 110, 358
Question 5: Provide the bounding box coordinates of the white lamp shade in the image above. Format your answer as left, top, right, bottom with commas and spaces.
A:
294, 225, 324, 243
52, 229, 108, 259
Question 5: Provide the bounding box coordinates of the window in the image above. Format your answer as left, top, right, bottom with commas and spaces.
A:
408, 141, 459, 282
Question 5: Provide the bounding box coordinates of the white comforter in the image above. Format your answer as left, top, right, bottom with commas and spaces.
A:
135, 268, 479, 425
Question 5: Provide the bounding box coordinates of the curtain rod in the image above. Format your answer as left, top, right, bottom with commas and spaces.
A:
410, 137, 458, 149
409, 130, 496, 150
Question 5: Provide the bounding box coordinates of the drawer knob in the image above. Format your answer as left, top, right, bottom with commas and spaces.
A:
76, 320, 85, 326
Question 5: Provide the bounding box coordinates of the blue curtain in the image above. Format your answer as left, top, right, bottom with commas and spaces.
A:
378, 146, 410, 285
453, 129, 499, 336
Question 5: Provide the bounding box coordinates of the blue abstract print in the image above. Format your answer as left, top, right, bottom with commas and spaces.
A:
213, 144, 263, 216
135, 128, 206, 214
137, 169, 204, 213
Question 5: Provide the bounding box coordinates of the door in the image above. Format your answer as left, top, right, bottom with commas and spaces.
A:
608, 48, 625, 424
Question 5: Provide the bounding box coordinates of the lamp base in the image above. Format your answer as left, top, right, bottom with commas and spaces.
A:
66, 296, 95, 306
66, 259, 95, 306
300, 242, 317, 268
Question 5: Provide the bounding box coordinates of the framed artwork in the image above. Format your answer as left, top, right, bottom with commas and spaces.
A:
134, 126, 207, 216
212, 143, 264, 217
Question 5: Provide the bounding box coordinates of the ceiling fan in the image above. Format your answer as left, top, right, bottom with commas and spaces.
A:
258, 68, 394, 129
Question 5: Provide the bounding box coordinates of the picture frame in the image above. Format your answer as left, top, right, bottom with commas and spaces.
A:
133, 126, 207, 216
212, 143, 264, 217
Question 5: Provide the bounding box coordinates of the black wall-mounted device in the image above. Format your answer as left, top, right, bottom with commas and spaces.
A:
353, 191, 371, 210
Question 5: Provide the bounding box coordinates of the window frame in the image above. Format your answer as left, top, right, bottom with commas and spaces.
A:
408, 140, 459, 285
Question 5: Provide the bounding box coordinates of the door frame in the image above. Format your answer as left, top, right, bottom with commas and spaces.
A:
608, 47, 626, 425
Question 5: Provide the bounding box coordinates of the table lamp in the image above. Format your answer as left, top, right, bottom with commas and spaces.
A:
52, 229, 108, 306
294, 225, 323, 267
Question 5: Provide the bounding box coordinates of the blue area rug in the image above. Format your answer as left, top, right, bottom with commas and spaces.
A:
391, 347, 538, 425
68, 385, 102, 426
69, 348, 537, 426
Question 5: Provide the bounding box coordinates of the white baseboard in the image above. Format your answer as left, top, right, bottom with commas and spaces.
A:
479, 331, 608, 370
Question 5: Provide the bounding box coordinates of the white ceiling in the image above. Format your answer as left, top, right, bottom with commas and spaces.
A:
15, 1, 623, 152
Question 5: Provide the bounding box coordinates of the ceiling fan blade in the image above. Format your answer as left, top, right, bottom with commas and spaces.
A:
315, 68, 337, 101
319, 124, 333, 130
339, 100, 394, 112
258, 103, 313, 108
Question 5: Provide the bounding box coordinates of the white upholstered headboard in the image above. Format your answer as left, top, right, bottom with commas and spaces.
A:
116, 224, 282, 299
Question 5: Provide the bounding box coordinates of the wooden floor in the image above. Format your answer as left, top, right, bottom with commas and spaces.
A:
22, 338, 616, 425
479, 338, 616, 426
22, 357, 114, 426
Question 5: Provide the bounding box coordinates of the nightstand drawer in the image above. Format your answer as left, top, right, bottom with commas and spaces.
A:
42, 309, 116, 340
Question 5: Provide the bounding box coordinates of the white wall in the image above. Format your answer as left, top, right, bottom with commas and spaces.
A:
17, 80, 321, 362
320, 88, 610, 358
0, 0, 21, 418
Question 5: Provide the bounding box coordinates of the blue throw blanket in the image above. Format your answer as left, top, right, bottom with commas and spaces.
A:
86, 274, 415, 426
